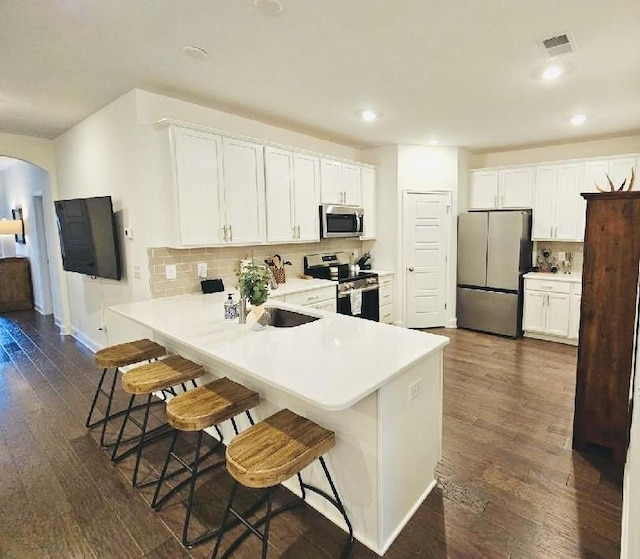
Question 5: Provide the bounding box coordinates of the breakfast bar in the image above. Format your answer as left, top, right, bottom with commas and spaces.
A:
107, 293, 449, 555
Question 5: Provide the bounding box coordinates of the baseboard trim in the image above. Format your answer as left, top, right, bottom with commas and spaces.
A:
71, 328, 102, 353
524, 331, 578, 346
55, 316, 72, 336
446, 318, 457, 328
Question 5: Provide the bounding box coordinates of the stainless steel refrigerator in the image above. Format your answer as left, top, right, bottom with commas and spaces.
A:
457, 210, 532, 337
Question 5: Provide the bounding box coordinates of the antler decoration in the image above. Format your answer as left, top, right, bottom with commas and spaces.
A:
595, 167, 636, 193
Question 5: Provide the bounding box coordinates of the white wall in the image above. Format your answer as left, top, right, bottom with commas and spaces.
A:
1, 161, 53, 314
0, 132, 68, 331
53, 89, 364, 349
470, 133, 640, 168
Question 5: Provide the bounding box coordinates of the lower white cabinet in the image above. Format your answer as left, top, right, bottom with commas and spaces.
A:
379, 274, 395, 324
523, 275, 581, 344
284, 285, 337, 313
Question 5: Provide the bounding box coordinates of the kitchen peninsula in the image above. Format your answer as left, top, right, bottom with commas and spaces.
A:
107, 292, 449, 555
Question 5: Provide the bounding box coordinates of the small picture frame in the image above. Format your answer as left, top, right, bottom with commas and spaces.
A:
12, 208, 25, 244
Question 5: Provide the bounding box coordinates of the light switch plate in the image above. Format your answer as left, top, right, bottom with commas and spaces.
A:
197, 262, 207, 278
165, 264, 177, 280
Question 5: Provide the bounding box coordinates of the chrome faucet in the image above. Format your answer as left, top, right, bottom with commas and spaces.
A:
238, 296, 248, 324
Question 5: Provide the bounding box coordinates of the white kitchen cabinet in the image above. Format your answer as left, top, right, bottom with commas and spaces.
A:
158, 124, 266, 247
360, 167, 376, 239
285, 285, 336, 312
172, 127, 225, 246
320, 159, 362, 206
221, 137, 266, 245
341, 163, 362, 206
532, 163, 582, 241
265, 148, 320, 243
469, 171, 499, 209
469, 168, 533, 210
523, 275, 580, 344
500, 167, 534, 208
378, 275, 394, 324
579, 158, 638, 240
293, 153, 321, 242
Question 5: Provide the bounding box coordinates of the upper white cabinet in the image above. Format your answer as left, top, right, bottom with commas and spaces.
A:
159, 125, 266, 247
320, 159, 362, 206
469, 171, 499, 209
532, 163, 582, 241
172, 127, 225, 246
264, 147, 319, 243
222, 137, 266, 245
360, 167, 377, 239
156, 120, 374, 248
469, 168, 533, 210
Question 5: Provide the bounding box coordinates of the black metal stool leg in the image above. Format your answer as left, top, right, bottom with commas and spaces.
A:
211, 480, 239, 559
182, 430, 204, 545
85, 367, 109, 428
151, 429, 179, 509
260, 488, 275, 559
132, 393, 153, 487
99, 367, 120, 447
111, 394, 136, 461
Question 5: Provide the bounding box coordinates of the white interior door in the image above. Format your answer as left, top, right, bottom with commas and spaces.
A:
33, 195, 54, 315
403, 192, 448, 328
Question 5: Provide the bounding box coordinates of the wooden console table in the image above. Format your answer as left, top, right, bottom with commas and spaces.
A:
0, 257, 33, 312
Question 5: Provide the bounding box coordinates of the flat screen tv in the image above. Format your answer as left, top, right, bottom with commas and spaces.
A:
54, 196, 122, 280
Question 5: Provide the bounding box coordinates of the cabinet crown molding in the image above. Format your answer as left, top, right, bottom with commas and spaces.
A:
470, 152, 640, 173
154, 118, 375, 169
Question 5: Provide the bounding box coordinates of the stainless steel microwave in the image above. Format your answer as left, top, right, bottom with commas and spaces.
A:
320, 204, 364, 238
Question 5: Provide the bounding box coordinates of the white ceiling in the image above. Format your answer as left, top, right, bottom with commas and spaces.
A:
1, 0, 639, 152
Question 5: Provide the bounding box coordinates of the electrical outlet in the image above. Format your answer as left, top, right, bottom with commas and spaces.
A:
124, 227, 134, 239
165, 264, 177, 280
197, 262, 208, 278
409, 378, 423, 401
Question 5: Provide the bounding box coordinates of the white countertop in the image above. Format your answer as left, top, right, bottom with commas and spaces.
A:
109, 293, 449, 411
524, 272, 582, 283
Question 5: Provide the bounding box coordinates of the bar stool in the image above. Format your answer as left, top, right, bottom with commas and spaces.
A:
211, 409, 353, 559
151, 377, 260, 547
86, 339, 166, 447
110, 355, 204, 487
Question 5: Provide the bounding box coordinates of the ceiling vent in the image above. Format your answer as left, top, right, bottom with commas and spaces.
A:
537, 31, 576, 57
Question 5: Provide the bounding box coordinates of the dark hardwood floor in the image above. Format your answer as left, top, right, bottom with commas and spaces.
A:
0, 312, 621, 558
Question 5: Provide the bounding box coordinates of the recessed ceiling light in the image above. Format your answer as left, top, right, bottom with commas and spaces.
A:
542, 65, 563, 81
182, 45, 208, 60
254, 0, 284, 16
570, 114, 587, 125
428, 140, 439, 146
360, 110, 379, 122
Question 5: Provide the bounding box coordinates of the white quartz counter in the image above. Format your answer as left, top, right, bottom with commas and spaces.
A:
109, 293, 448, 411
524, 272, 582, 283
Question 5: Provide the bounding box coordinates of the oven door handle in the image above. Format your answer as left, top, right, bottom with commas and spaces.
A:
338, 285, 379, 298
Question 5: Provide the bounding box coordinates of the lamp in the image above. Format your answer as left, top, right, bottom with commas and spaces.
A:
0, 219, 23, 257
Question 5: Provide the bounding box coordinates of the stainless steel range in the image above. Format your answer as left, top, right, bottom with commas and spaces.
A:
304, 252, 379, 321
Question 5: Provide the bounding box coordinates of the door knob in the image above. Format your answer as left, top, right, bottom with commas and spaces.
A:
408, 267, 414, 272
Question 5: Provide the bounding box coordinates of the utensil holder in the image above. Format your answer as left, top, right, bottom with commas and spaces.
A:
271, 267, 286, 284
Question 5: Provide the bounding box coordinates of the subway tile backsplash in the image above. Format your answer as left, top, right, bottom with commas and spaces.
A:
533, 241, 584, 275
148, 239, 364, 299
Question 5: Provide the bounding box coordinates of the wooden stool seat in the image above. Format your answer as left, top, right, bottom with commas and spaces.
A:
226, 408, 335, 489
121, 355, 204, 394
95, 339, 166, 369
167, 378, 259, 432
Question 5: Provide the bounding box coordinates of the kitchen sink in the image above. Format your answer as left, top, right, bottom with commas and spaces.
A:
264, 307, 320, 328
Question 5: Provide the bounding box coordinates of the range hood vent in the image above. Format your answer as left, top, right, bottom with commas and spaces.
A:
537, 32, 575, 57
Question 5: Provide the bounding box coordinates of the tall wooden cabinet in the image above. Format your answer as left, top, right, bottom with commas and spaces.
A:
0, 258, 33, 312
572, 192, 640, 466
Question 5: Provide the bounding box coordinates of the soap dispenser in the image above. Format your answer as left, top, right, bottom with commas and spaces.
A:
224, 293, 238, 320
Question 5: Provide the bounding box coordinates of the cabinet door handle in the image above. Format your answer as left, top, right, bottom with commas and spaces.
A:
501, 195, 505, 206
296, 225, 300, 238
228, 225, 233, 242
292, 226, 296, 239
222, 226, 228, 241
408, 267, 415, 272
494, 195, 498, 207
